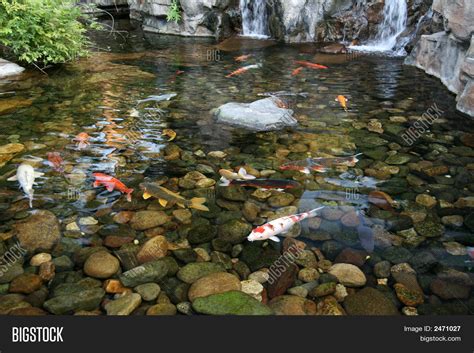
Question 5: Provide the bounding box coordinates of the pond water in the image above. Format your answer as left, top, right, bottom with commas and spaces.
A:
0, 19, 472, 315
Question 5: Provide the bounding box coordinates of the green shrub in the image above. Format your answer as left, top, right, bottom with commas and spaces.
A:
167, 0, 181, 23
0, 0, 97, 67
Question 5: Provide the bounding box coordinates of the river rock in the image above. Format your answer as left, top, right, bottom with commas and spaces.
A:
328, 263, 367, 287
105, 293, 142, 315
215, 98, 297, 131
177, 263, 225, 284
218, 219, 252, 244
0, 143, 25, 154
43, 288, 105, 315
0, 262, 24, 284
136, 236, 169, 263
268, 295, 317, 315
192, 291, 273, 315
316, 296, 346, 315
0, 59, 24, 78
30, 253, 52, 267
187, 272, 241, 302
146, 303, 177, 316
119, 260, 169, 287
84, 251, 120, 279
9, 274, 42, 294
430, 279, 470, 300
13, 210, 61, 252
130, 211, 171, 231
394, 283, 424, 306
344, 287, 399, 315
241, 279, 264, 301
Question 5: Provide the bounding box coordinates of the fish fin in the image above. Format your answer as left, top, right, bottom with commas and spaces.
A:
143, 192, 152, 200
93, 181, 101, 188
126, 190, 133, 202
302, 168, 311, 175
159, 199, 168, 207
275, 189, 285, 192
34, 172, 44, 178
308, 207, 324, 218
219, 177, 231, 187
190, 198, 209, 212
7, 175, 18, 181
105, 184, 115, 192
238, 167, 256, 180
270, 236, 281, 243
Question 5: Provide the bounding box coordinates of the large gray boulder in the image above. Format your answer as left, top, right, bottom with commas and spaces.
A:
128, 0, 233, 38
0, 59, 24, 79
406, 0, 474, 117
214, 97, 297, 131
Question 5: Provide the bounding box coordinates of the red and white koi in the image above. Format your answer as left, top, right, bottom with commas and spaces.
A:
247, 207, 324, 242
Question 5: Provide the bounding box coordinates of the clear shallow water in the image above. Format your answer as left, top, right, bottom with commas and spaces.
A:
0, 20, 473, 315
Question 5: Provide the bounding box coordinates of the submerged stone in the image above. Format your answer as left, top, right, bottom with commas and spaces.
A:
214, 97, 297, 131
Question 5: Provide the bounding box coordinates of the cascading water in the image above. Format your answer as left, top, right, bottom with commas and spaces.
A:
351, 0, 408, 55
240, 0, 269, 38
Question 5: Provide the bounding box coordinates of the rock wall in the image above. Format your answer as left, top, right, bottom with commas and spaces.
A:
127, 0, 237, 39
406, 0, 474, 117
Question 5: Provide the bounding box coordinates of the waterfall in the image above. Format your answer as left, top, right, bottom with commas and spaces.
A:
240, 0, 269, 38
351, 0, 408, 55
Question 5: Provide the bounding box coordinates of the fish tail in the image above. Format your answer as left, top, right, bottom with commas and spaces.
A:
190, 198, 209, 212
126, 189, 134, 202
219, 177, 231, 187
238, 167, 256, 180
307, 207, 324, 218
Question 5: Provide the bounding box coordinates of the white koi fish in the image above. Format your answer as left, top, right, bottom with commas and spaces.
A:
7, 163, 44, 208
247, 207, 324, 243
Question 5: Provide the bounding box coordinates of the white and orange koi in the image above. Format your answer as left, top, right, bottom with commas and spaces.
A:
226, 64, 262, 78
247, 207, 324, 242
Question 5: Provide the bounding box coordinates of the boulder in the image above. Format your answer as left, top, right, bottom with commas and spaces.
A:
0, 59, 24, 78
214, 97, 297, 131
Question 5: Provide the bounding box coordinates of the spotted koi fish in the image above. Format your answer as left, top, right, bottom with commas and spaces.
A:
279, 158, 328, 174
311, 153, 363, 168
247, 207, 324, 242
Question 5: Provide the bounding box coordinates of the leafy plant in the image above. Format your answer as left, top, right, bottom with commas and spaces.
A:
0, 0, 97, 68
166, 0, 182, 23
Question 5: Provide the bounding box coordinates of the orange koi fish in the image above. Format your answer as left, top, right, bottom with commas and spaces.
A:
336, 95, 348, 112
47, 152, 64, 173
235, 54, 252, 62
292, 67, 304, 76
74, 132, 90, 150
162, 129, 177, 141
294, 61, 328, 70
226, 64, 262, 78
93, 173, 134, 202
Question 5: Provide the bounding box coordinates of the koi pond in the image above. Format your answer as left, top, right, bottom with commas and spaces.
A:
0, 19, 473, 316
